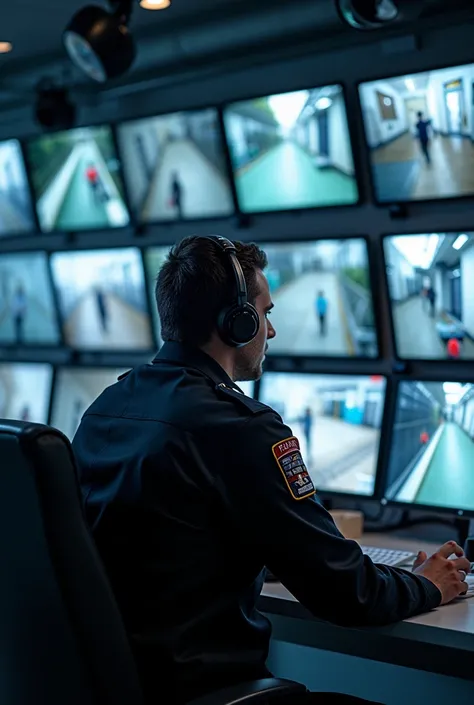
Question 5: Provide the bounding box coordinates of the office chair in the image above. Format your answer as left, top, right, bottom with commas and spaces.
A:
0, 420, 306, 705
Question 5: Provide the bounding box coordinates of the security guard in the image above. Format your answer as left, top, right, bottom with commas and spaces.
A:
73, 235, 470, 705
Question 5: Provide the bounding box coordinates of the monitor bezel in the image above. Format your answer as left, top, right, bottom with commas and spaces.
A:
381, 374, 474, 518
356, 59, 474, 208
115, 105, 239, 227
256, 368, 391, 502
221, 82, 363, 216
0, 249, 64, 350
23, 122, 132, 236
48, 244, 156, 355
381, 230, 474, 363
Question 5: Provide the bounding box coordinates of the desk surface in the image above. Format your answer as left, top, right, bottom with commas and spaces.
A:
259, 533, 474, 681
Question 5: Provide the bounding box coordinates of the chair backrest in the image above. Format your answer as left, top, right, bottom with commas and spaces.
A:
0, 420, 143, 705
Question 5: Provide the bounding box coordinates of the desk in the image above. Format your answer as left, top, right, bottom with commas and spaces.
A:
259, 533, 474, 704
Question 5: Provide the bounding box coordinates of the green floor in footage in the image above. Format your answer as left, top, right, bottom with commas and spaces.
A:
236, 142, 358, 212
55, 156, 111, 231
415, 423, 474, 510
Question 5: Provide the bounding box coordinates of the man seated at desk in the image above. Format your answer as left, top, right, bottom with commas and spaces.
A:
73, 236, 470, 705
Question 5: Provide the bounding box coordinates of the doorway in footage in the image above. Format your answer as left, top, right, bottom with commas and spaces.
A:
259, 373, 386, 496
359, 63, 474, 202
385, 381, 474, 513
384, 232, 474, 360
264, 238, 377, 358
50, 248, 153, 351
224, 85, 359, 212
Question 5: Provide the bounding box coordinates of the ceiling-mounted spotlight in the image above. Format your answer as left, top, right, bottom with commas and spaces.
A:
140, 0, 171, 9
35, 85, 77, 130
336, 0, 420, 30
63, 1, 136, 82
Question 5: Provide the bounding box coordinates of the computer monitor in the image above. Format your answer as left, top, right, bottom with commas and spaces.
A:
26, 126, 130, 232
0, 252, 60, 345
50, 248, 153, 351
264, 238, 377, 357
237, 381, 254, 397
0, 140, 36, 236
385, 380, 474, 514
223, 85, 359, 213
117, 109, 234, 223
143, 246, 170, 347
384, 232, 474, 360
359, 63, 474, 203
259, 372, 387, 497
50, 366, 127, 439
0, 363, 53, 423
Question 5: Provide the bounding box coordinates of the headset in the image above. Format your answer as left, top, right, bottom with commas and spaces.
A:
200, 235, 260, 347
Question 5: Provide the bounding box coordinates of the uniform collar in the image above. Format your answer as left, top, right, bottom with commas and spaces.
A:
153, 342, 238, 389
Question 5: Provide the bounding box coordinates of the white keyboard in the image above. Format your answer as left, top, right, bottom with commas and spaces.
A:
360, 545, 416, 567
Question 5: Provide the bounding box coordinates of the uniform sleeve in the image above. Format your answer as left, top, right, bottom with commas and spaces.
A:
215, 411, 441, 627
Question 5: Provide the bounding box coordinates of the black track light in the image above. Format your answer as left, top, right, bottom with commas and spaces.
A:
63, 1, 136, 82
336, 0, 410, 30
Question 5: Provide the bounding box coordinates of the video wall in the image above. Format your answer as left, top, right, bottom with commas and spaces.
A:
1, 57, 474, 515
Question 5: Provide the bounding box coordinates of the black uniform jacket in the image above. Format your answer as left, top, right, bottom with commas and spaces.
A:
72, 342, 441, 703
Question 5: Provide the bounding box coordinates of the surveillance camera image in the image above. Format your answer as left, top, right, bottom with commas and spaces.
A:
385, 381, 474, 512
385, 233, 474, 360
0, 252, 60, 345
50, 367, 127, 440
50, 248, 153, 351
223, 85, 358, 212
236, 381, 254, 397
26, 126, 130, 232
265, 238, 377, 357
0, 140, 36, 236
143, 246, 171, 348
118, 109, 234, 222
359, 63, 474, 203
259, 373, 386, 495
0, 363, 53, 424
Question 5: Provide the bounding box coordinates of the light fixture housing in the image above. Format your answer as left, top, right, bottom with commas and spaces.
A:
63, 2, 136, 82
139, 0, 171, 9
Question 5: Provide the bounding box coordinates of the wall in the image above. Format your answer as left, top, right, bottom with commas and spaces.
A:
460, 244, 474, 336
359, 80, 408, 147
328, 91, 354, 175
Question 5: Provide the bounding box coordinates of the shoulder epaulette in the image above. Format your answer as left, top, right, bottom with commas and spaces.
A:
215, 382, 271, 416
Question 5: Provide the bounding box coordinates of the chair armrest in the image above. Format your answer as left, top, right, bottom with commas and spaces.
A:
186, 678, 307, 705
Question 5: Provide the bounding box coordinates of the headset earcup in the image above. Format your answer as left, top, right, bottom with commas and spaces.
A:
218, 303, 259, 347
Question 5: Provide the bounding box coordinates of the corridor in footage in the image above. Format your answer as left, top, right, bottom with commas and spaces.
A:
372, 133, 474, 201
0, 192, 31, 232
236, 141, 357, 211
63, 291, 152, 349
396, 422, 474, 509
295, 414, 379, 495
143, 139, 233, 221
269, 270, 351, 356
38, 141, 129, 231
393, 296, 474, 358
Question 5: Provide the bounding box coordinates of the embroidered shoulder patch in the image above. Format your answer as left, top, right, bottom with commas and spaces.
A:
272, 436, 315, 501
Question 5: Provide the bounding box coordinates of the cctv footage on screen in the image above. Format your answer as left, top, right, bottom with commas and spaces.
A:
264, 238, 377, 357
224, 85, 359, 213
0, 363, 52, 425
118, 109, 234, 223
0, 140, 36, 236
359, 62, 474, 203
26, 126, 130, 232
385, 381, 474, 513
50, 248, 153, 351
385, 232, 474, 360
259, 373, 386, 496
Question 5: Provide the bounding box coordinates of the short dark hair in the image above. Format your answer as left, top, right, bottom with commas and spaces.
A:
156, 236, 267, 346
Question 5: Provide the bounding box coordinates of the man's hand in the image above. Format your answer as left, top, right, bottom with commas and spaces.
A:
413, 541, 470, 604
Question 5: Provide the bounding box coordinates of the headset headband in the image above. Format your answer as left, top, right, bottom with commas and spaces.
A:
203, 235, 247, 308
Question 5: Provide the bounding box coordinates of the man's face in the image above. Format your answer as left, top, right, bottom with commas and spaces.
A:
234, 269, 275, 382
